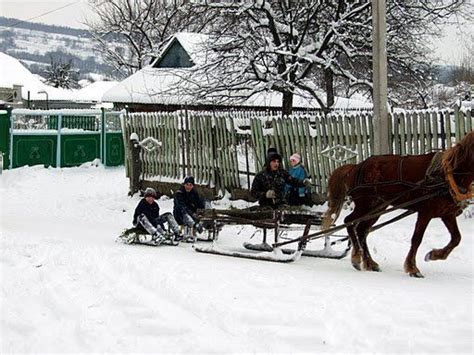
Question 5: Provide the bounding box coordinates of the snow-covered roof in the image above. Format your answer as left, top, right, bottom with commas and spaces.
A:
102, 65, 371, 109
102, 67, 194, 105
0, 52, 76, 101
0, 52, 118, 103
102, 32, 371, 110
74, 81, 119, 102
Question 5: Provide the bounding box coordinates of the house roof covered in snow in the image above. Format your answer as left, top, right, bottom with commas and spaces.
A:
102, 33, 371, 110
0, 52, 117, 103
0, 52, 76, 101
75, 81, 119, 102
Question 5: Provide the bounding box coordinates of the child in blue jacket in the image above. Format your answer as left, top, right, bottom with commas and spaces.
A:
285, 153, 308, 205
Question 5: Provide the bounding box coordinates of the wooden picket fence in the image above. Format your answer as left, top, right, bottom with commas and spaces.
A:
122, 110, 241, 192
122, 106, 473, 197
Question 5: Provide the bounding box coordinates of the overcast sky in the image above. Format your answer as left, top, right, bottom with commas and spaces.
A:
0, 0, 472, 66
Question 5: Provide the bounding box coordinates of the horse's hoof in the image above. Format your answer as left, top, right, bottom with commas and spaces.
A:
363, 264, 381, 272
409, 272, 424, 278
424, 251, 432, 262
352, 262, 361, 271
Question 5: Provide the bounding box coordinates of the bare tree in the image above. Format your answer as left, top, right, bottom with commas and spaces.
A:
183, 1, 372, 114
86, 0, 216, 78
44, 56, 80, 89
181, 0, 468, 114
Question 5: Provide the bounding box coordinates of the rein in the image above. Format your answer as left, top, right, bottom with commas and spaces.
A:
274, 188, 446, 249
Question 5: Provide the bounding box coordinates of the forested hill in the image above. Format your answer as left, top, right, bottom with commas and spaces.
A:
0, 16, 91, 38
0, 16, 119, 78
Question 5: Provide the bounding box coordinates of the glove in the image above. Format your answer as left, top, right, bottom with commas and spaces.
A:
303, 178, 312, 187
265, 190, 277, 199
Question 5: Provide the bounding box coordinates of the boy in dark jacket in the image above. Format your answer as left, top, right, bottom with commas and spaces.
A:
173, 176, 210, 233
133, 187, 184, 243
251, 152, 310, 208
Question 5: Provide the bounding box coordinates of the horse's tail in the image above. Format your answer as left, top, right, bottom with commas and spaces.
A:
321, 164, 356, 230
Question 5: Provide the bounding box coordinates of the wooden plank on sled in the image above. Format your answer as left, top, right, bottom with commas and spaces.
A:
199, 208, 323, 227
282, 235, 350, 259
193, 244, 302, 263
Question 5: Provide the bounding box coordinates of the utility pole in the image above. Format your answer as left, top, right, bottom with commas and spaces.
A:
372, 0, 389, 155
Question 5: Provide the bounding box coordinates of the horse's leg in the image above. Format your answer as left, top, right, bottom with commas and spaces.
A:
425, 213, 461, 262
344, 203, 367, 271
404, 213, 430, 278
356, 217, 381, 272
346, 223, 362, 270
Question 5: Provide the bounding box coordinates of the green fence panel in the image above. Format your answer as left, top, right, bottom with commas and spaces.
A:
12, 134, 57, 168
105, 132, 124, 166
9, 109, 124, 169
0, 109, 11, 169
61, 133, 100, 167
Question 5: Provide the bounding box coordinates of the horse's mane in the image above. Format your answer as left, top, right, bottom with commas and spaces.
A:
442, 130, 474, 172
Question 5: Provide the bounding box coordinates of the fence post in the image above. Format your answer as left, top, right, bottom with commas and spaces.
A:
244, 136, 250, 190
439, 112, 446, 151
56, 113, 62, 167
101, 107, 106, 165
181, 109, 187, 178
453, 104, 465, 142
0, 107, 11, 171
184, 105, 190, 177
129, 133, 141, 196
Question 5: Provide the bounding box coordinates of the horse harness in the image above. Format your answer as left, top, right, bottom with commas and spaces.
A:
348, 152, 471, 209
350, 153, 445, 194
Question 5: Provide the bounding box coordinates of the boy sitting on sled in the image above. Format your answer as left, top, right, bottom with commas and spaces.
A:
173, 176, 211, 236
127, 187, 184, 245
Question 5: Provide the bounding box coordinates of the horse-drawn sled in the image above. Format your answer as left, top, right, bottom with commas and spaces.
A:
119, 130, 472, 278
191, 181, 448, 264
196, 130, 473, 278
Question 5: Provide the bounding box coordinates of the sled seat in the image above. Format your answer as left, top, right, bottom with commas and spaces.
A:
198, 206, 323, 229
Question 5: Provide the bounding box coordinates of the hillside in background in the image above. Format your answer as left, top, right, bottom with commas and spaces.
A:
0, 16, 120, 80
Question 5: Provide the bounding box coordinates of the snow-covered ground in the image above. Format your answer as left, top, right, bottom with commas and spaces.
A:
0, 164, 472, 353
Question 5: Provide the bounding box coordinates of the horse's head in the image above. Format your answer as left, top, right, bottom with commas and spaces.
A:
443, 130, 474, 174
442, 130, 474, 202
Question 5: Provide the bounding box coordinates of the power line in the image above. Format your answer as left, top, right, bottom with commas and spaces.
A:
7, 1, 80, 28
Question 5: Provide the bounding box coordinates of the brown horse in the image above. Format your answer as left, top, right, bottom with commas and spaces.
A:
322, 130, 474, 277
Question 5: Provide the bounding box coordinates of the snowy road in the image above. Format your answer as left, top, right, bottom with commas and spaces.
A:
1, 165, 472, 353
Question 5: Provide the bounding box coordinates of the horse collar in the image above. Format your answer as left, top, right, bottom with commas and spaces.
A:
444, 162, 473, 202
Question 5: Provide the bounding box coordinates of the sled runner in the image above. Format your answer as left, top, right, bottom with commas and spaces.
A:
117, 227, 179, 246
193, 207, 350, 262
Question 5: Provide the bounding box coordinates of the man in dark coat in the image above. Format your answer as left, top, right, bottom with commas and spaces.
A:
133, 187, 183, 242
173, 176, 210, 233
251, 152, 310, 208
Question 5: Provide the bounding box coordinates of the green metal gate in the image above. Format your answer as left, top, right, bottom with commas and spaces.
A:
0, 108, 11, 171
5, 109, 124, 169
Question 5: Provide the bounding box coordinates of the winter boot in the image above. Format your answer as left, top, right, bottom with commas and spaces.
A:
173, 232, 185, 242
137, 234, 155, 244
151, 231, 166, 245
194, 222, 204, 234
123, 233, 137, 244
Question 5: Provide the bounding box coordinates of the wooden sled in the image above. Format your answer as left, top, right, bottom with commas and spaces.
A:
193, 206, 350, 262
117, 227, 179, 246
